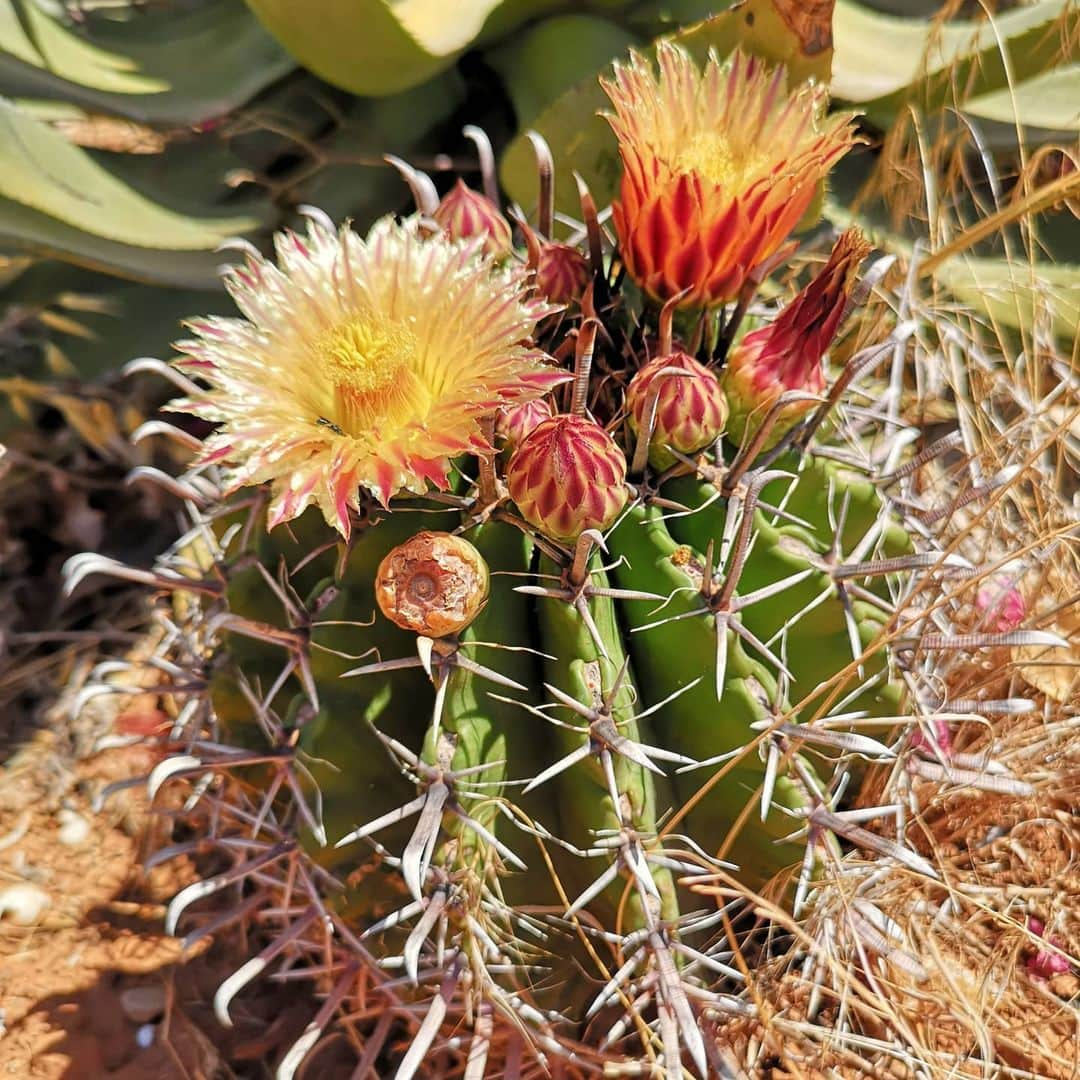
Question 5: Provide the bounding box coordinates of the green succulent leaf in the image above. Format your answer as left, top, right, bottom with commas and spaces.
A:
485, 14, 640, 128
831, 0, 1078, 136
243, 0, 562, 97
0, 0, 293, 124
0, 100, 259, 287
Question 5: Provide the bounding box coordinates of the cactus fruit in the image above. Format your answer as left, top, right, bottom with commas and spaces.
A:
68, 44, 1069, 1080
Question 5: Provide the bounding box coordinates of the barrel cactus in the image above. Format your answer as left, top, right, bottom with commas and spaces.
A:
67, 41, 1069, 1079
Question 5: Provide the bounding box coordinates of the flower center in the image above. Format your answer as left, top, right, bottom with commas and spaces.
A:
674, 133, 769, 191
318, 316, 429, 434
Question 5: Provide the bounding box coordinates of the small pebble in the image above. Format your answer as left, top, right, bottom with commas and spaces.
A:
0, 883, 51, 925
57, 809, 91, 847
136, 1023, 156, 1049
120, 985, 166, 1024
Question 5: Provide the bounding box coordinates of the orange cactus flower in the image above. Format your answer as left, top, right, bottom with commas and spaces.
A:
722, 229, 871, 448
172, 212, 566, 539
602, 43, 859, 309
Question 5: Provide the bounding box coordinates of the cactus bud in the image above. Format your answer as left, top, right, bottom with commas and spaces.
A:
626, 351, 728, 469
722, 229, 871, 449
375, 531, 489, 637
496, 398, 553, 453
433, 179, 512, 258
506, 414, 627, 543
536, 243, 590, 304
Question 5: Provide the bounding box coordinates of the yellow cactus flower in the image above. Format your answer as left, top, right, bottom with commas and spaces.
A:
602, 42, 859, 309
173, 213, 566, 538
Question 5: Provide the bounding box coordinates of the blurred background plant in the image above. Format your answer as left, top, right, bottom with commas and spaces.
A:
0, 0, 1075, 789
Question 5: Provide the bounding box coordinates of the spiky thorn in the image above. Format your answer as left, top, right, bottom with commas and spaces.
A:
575, 738, 712, 1079
333, 724, 526, 903
384, 154, 440, 217
757, 323, 917, 463
569, 317, 600, 418
913, 464, 1024, 528
471, 414, 506, 522
461, 125, 499, 207
874, 429, 966, 489
651, 469, 808, 692
524, 131, 554, 240
496, 663, 700, 795
515, 530, 663, 660
655, 447, 810, 536
63, 552, 224, 599
573, 172, 607, 304
628, 366, 694, 478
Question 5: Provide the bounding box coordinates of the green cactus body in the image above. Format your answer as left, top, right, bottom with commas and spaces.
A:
663, 473, 903, 724
606, 500, 812, 889
535, 554, 679, 926
762, 454, 912, 557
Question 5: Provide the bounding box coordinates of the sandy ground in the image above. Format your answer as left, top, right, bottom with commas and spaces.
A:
0, 688, 317, 1079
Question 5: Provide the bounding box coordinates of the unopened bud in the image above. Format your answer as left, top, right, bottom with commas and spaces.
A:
506, 415, 627, 543
626, 351, 728, 469
433, 180, 512, 258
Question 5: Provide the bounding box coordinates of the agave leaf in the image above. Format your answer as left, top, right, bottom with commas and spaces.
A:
243, 0, 561, 97
0, 101, 260, 287
831, 0, 1077, 133
962, 64, 1080, 137
500, 0, 834, 222
297, 69, 467, 222
935, 256, 1079, 343
0, 0, 293, 124
827, 191, 1080, 340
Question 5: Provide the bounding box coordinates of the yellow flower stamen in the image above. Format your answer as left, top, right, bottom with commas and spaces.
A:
318, 316, 431, 434
674, 133, 770, 192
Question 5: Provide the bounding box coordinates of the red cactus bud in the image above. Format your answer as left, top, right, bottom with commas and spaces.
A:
506, 414, 628, 543
722, 229, 871, 448
626, 351, 728, 469
496, 398, 553, 452
375, 531, 489, 638
976, 574, 1026, 632
536, 243, 590, 304
433, 179, 512, 257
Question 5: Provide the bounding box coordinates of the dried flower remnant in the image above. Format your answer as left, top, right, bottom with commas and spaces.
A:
976, 574, 1026, 632
722, 229, 871, 447
1025, 917, 1072, 981
376, 531, 489, 638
